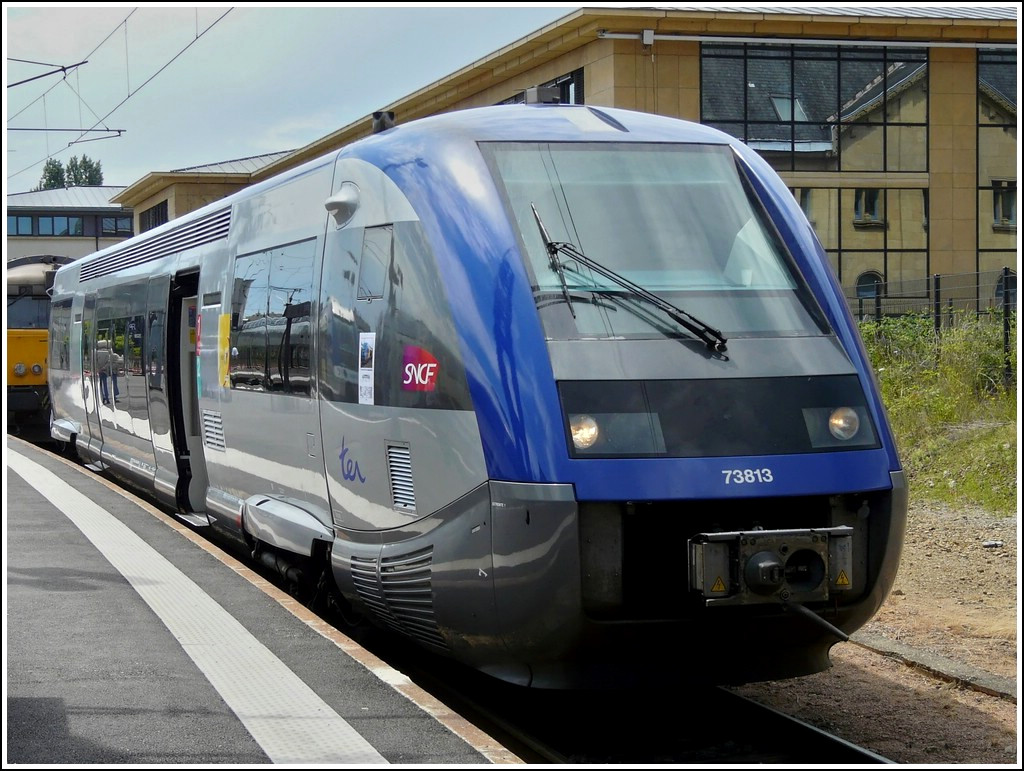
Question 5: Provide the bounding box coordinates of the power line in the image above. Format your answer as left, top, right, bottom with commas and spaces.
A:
7, 7, 234, 184
8, 127, 124, 132
7, 8, 136, 124
6, 59, 88, 88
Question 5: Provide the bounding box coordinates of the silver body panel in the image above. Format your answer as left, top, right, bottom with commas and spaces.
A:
50, 152, 487, 557
321, 402, 486, 530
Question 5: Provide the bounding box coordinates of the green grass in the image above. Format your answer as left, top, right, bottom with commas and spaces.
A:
859, 312, 1018, 516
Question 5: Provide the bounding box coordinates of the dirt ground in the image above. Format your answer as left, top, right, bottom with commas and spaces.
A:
731, 500, 1019, 764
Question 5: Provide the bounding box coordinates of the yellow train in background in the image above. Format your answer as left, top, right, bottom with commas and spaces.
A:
7, 254, 73, 442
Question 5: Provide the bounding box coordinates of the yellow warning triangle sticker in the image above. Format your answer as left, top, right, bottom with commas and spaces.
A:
835, 570, 850, 587
711, 577, 726, 592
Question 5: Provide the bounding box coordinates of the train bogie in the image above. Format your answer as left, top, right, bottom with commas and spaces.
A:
49, 105, 906, 689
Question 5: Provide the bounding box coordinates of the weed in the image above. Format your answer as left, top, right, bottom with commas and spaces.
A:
858, 312, 1017, 515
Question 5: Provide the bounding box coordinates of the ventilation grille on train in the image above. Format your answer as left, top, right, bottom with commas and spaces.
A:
386, 444, 416, 510
201, 410, 226, 451
349, 547, 447, 650
79, 208, 231, 282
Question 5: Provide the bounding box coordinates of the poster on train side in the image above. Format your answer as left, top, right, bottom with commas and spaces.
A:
358, 332, 375, 405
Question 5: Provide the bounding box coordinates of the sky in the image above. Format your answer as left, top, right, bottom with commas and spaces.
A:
4, 3, 578, 193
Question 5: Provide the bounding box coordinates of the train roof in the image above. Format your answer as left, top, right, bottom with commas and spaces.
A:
7, 254, 73, 288
352, 104, 732, 146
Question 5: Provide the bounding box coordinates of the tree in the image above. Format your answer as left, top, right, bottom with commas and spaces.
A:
66, 155, 103, 186
36, 158, 65, 190
34, 154, 103, 190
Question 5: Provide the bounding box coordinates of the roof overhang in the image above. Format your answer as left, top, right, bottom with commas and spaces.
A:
6, 205, 128, 214
110, 171, 253, 208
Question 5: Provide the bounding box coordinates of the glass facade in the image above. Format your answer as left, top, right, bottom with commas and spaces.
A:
701, 43, 934, 295
701, 43, 928, 174
702, 42, 1018, 305
787, 186, 929, 293
977, 48, 1017, 280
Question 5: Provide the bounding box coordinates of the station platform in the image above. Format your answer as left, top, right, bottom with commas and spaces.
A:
5, 437, 518, 765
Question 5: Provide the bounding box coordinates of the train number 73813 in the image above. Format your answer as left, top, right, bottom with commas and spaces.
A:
722, 468, 774, 484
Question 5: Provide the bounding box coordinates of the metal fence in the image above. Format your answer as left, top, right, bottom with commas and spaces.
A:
845, 267, 1016, 326
846, 266, 1017, 384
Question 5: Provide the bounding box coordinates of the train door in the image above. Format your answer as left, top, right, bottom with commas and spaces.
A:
146, 275, 179, 509
167, 272, 209, 516
95, 316, 123, 431
80, 293, 103, 459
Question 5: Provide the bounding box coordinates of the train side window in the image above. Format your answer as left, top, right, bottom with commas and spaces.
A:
230, 250, 271, 391
112, 318, 129, 407
230, 240, 315, 395
147, 309, 166, 392
82, 317, 93, 377
267, 239, 316, 395
95, 320, 119, 406
125, 314, 147, 420
357, 225, 392, 300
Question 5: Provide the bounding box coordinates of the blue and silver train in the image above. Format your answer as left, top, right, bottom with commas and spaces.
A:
49, 104, 906, 689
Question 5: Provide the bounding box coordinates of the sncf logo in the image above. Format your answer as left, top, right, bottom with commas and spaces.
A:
402, 346, 439, 391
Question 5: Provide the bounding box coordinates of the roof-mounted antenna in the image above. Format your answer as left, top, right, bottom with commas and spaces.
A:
372, 110, 396, 133
523, 86, 560, 104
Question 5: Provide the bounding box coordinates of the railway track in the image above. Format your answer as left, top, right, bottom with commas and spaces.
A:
35, 438, 893, 764
343, 632, 894, 764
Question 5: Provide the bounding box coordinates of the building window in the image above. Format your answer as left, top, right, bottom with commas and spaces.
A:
799, 188, 813, 217
499, 68, 584, 105
992, 180, 1017, 230
791, 187, 815, 227
140, 201, 168, 233
7, 215, 33, 235
854, 189, 884, 226
102, 216, 133, 236
38, 216, 84, 237
770, 95, 808, 122
856, 271, 883, 298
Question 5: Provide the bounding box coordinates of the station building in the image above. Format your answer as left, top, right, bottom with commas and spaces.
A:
5, 186, 133, 262
111, 5, 1018, 307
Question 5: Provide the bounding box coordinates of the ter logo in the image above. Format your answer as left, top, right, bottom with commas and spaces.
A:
402, 346, 438, 391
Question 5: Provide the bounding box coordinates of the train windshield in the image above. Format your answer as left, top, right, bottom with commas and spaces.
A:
7, 294, 51, 329
484, 142, 829, 341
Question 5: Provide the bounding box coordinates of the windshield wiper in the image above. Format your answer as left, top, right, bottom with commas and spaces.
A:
530, 203, 728, 352
531, 203, 577, 319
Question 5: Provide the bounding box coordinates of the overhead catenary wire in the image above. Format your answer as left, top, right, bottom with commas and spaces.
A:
7, 7, 233, 184
6, 8, 137, 123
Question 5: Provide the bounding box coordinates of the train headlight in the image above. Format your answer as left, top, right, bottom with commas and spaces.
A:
31, 363, 43, 375
828, 407, 860, 441
802, 405, 877, 449
569, 414, 600, 449
14, 363, 27, 377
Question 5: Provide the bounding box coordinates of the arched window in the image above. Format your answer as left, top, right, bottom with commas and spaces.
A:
994, 270, 1016, 309
856, 271, 883, 299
